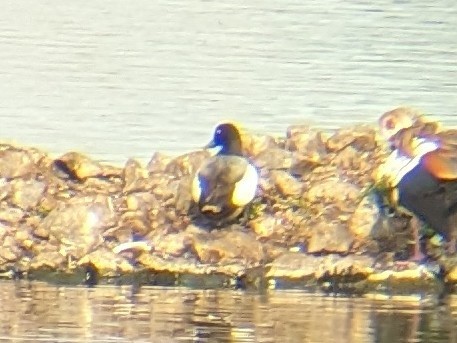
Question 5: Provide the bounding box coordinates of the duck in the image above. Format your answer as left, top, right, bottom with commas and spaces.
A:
377, 109, 457, 259
378, 106, 440, 145
191, 123, 259, 222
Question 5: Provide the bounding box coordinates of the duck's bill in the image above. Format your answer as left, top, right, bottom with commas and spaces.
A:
204, 139, 217, 149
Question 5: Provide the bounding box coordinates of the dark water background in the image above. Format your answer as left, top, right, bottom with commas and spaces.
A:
0, 282, 456, 342
0, 0, 456, 164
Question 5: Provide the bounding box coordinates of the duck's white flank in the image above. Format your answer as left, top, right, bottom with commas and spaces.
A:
231, 163, 259, 206
191, 173, 202, 203
382, 139, 439, 186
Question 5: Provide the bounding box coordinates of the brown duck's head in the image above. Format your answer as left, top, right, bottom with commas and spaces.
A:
389, 127, 419, 157
378, 107, 422, 142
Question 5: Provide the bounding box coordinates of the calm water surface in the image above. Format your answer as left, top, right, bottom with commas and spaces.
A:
0, 0, 456, 164
0, 281, 457, 342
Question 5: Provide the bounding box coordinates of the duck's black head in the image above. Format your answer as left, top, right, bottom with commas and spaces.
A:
206, 123, 243, 155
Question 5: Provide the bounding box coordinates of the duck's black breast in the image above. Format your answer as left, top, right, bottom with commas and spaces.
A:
398, 163, 457, 239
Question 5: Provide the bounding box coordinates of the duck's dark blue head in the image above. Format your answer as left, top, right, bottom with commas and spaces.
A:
205, 123, 243, 155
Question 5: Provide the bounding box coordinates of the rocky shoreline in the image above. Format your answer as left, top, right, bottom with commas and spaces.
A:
1, 123, 457, 294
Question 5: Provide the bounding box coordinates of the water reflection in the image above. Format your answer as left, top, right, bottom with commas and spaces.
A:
1, 281, 457, 342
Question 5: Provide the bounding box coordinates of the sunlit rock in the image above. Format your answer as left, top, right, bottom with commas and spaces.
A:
11, 179, 46, 210
147, 152, 173, 174
37, 195, 117, 260
114, 210, 151, 239
0, 178, 11, 201
0, 207, 24, 224
164, 150, 210, 178
286, 125, 328, 159
326, 125, 377, 152
53, 151, 104, 180
348, 193, 380, 239
192, 229, 264, 266
0, 146, 37, 179
123, 158, 149, 193
151, 230, 194, 258
78, 248, 135, 276
253, 148, 292, 170
250, 215, 283, 239
304, 178, 360, 207
174, 175, 194, 214
266, 252, 318, 279
314, 254, 374, 279
0, 234, 22, 263
0, 121, 447, 292
241, 133, 278, 157
307, 221, 354, 254
269, 170, 302, 197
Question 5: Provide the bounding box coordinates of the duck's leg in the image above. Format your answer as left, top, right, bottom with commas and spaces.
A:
446, 229, 457, 255
394, 216, 425, 270
410, 216, 426, 262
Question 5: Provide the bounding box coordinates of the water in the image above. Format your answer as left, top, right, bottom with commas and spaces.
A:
0, 0, 456, 164
0, 281, 456, 342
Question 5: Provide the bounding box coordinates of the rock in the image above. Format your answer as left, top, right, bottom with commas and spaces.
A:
53, 152, 121, 181
270, 170, 302, 197
192, 229, 264, 265
15, 227, 35, 250
286, 125, 328, 155
147, 152, 173, 174
0, 207, 24, 224
114, 210, 151, 239
123, 158, 148, 193
53, 152, 104, 180
0, 235, 22, 262
326, 125, 377, 152
349, 194, 380, 239
0, 123, 443, 291
164, 150, 210, 178
253, 148, 292, 170
123, 174, 167, 195
267, 252, 374, 280
286, 125, 313, 151
267, 252, 319, 279
11, 179, 46, 210
305, 178, 360, 206
0, 179, 11, 201
152, 231, 194, 258
314, 254, 374, 279
0, 223, 9, 241
242, 134, 278, 157
307, 221, 354, 254
331, 145, 360, 170
32, 225, 51, 240
30, 251, 67, 270
290, 153, 325, 176
0, 147, 36, 179
153, 178, 179, 203
125, 192, 159, 212
446, 265, 457, 283
37, 195, 117, 259
174, 175, 194, 214
78, 248, 134, 275
250, 215, 283, 239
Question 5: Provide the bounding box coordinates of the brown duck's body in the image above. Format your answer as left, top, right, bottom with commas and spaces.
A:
378, 110, 457, 257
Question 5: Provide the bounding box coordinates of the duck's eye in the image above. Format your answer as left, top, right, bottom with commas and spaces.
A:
216, 129, 222, 135
385, 119, 395, 130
